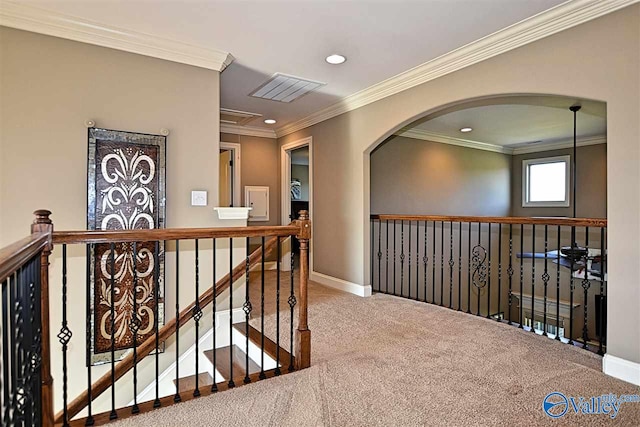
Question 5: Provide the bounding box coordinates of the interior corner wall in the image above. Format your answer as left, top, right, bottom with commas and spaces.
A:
278, 5, 640, 364
0, 26, 221, 246
371, 135, 511, 216
511, 144, 607, 218
220, 132, 280, 226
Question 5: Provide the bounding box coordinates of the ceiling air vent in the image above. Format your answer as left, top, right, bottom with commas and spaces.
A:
250, 73, 325, 103
220, 108, 262, 126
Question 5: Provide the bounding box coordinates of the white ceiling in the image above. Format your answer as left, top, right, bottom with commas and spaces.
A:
414, 103, 606, 147
19, 0, 566, 132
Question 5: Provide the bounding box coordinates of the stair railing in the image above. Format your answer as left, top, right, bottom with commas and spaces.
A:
0, 209, 311, 426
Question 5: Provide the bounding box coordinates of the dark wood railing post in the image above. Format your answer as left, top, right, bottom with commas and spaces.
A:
31, 209, 54, 427
294, 210, 311, 370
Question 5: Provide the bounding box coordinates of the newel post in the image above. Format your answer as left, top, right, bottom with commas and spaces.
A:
32, 210, 54, 427
294, 210, 311, 369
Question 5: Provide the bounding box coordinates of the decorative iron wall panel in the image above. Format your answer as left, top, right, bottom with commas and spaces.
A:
88, 127, 166, 365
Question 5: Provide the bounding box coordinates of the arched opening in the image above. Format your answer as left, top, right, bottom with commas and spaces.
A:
367, 94, 607, 353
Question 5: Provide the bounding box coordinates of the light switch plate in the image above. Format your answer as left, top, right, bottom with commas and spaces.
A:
191, 190, 208, 206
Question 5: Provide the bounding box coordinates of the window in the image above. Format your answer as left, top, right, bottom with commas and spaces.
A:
522, 155, 570, 207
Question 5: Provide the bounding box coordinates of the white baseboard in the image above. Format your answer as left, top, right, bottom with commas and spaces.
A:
603, 354, 640, 386
310, 271, 371, 297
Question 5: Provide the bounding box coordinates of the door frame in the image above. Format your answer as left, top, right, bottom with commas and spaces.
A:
280, 136, 313, 271
220, 141, 242, 207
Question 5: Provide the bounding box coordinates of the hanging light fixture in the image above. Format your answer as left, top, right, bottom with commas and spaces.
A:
561, 105, 588, 261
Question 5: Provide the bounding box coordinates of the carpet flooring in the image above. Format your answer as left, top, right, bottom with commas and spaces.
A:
112, 270, 640, 426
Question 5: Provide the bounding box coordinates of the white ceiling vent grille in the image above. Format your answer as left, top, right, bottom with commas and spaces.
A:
250, 73, 325, 103
220, 108, 262, 126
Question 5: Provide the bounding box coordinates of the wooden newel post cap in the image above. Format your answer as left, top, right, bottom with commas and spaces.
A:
33, 209, 52, 224
296, 210, 311, 240
297, 210, 309, 221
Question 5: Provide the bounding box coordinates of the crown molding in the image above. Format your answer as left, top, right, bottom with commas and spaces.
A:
395, 128, 511, 154
275, 0, 638, 137
396, 128, 606, 156
510, 135, 606, 155
220, 123, 277, 139
0, 1, 234, 72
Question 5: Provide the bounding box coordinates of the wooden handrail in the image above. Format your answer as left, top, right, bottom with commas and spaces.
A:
53, 225, 301, 244
370, 214, 607, 228
57, 233, 283, 423
0, 232, 49, 283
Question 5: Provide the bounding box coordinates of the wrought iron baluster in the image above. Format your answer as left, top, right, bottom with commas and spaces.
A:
379, 219, 383, 296
476, 223, 481, 316
393, 220, 397, 296
542, 226, 549, 336
458, 222, 462, 311
415, 221, 420, 301
370, 220, 374, 292
85, 244, 95, 425
386, 220, 390, 295
519, 224, 524, 329
9, 272, 19, 425
154, 241, 161, 406
507, 225, 513, 325
275, 238, 282, 375
432, 221, 436, 304
423, 221, 428, 303
59, 244, 71, 426
408, 220, 411, 299
259, 236, 266, 380
400, 220, 405, 297
174, 240, 182, 401
243, 238, 252, 384
211, 239, 218, 392
109, 243, 117, 419
598, 228, 605, 355
497, 224, 502, 322
440, 221, 444, 307
193, 239, 202, 396
531, 224, 536, 332
449, 221, 454, 309
582, 227, 591, 349
2, 277, 10, 425
228, 238, 235, 387
569, 226, 576, 345
131, 242, 140, 413
288, 242, 296, 372
487, 223, 491, 318
467, 222, 471, 314
556, 227, 561, 341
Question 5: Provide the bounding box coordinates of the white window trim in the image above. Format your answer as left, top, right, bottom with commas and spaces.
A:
522, 155, 570, 208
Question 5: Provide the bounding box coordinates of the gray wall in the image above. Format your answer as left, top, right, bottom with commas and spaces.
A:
511, 144, 607, 218
371, 135, 511, 216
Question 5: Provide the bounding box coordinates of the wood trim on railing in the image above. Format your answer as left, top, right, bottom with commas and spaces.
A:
52, 225, 301, 244
0, 232, 49, 283
57, 234, 282, 423
370, 214, 607, 228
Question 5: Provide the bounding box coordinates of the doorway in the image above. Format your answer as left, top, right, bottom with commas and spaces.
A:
281, 137, 313, 271
219, 142, 241, 207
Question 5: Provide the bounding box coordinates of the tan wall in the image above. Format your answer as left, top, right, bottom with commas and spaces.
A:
371, 135, 511, 216
220, 133, 280, 226
279, 5, 640, 363
0, 27, 221, 243
511, 144, 607, 218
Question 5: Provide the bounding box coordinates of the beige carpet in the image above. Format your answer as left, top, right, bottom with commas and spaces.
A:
112, 271, 640, 426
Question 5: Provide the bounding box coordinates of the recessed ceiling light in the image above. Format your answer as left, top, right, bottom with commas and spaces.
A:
460, 127, 473, 133
326, 54, 346, 65
264, 119, 276, 124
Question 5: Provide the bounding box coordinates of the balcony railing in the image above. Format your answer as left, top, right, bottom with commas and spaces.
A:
370, 214, 607, 354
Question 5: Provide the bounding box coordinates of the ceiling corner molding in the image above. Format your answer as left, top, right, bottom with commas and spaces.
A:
0, 1, 234, 72
510, 135, 606, 155
276, 0, 639, 137
220, 123, 277, 139
395, 129, 513, 154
